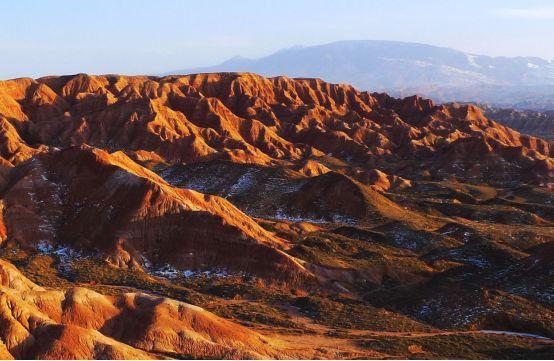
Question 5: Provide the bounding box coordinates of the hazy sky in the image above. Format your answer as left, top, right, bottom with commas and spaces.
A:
2, 0, 554, 79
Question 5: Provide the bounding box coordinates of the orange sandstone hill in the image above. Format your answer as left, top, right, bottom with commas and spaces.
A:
0, 73, 551, 184
0, 259, 281, 359
0, 145, 310, 283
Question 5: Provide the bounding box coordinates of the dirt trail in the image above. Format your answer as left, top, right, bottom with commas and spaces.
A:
268, 324, 553, 359
347, 329, 552, 340
261, 303, 554, 358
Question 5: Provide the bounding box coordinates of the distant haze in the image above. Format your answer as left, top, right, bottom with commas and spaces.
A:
2, 1, 554, 80
168, 40, 554, 109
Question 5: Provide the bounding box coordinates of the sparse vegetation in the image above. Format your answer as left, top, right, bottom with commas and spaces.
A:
208, 301, 302, 329
293, 295, 432, 331
358, 333, 554, 359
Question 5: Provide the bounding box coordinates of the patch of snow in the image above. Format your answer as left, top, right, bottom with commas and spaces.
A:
53, 246, 83, 264
391, 229, 418, 250
150, 264, 181, 279
109, 169, 142, 186
141, 257, 152, 270
417, 295, 489, 327
447, 249, 489, 268
183, 270, 195, 277
37, 240, 54, 253
264, 178, 305, 195
527, 62, 539, 69
226, 170, 258, 197
466, 54, 481, 68
37, 243, 85, 274
417, 304, 432, 317
437, 65, 494, 84
273, 209, 326, 224
481, 330, 551, 340
331, 214, 356, 225
269, 208, 355, 225
145, 262, 246, 280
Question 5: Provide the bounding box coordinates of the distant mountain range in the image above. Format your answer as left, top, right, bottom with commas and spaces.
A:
166, 40, 554, 110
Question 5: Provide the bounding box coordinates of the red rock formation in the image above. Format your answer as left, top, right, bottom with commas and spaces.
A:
0, 73, 550, 185
0, 71, 549, 278
0, 72, 552, 360
0, 259, 281, 359
0, 145, 311, 283
294, 159, 330, 177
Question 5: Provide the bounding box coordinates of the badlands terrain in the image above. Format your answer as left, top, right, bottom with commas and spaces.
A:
479, 105, 554, 141
0, 72, 552, 359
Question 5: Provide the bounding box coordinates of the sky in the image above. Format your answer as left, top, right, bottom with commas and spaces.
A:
2, 0, 554, 79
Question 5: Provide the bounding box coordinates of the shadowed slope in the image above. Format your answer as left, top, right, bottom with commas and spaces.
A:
0, 145, 312, 283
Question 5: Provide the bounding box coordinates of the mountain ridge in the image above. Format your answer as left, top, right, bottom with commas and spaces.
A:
165, 40, 554, 109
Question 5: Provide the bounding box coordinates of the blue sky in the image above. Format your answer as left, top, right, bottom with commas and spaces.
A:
2, 0, 554, 79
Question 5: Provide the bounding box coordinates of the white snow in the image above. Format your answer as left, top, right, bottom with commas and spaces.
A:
273, 209, 326, 224
146, 262, 245, 280
183, 270, 195, 277
466, 54, 481, 68
391, 229, 418, 250
226, 170, 258, 197
150, 264, 181, 279
481, 330, 551, 340
447, 249, 489, 268
109, 169, 142, 186
37, 240, 54, 253
37, 243, 84, 274
331, 214, 356, 225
